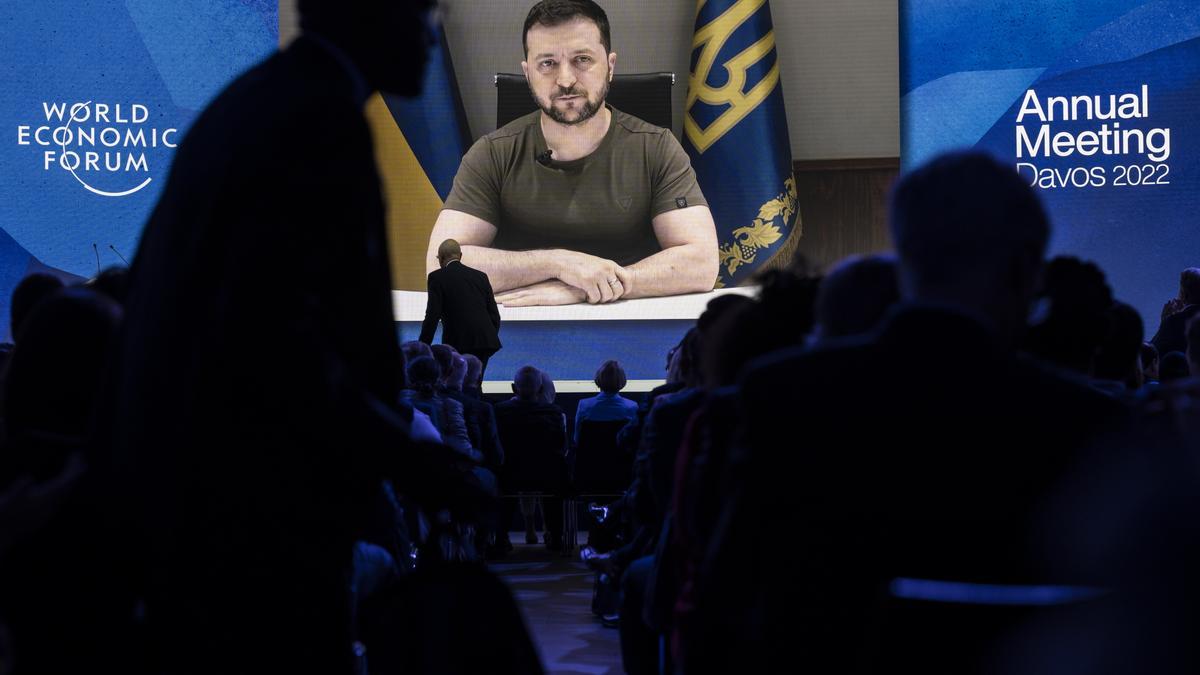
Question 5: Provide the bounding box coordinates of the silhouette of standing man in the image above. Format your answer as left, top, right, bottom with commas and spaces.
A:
106, 2, 470, 674
421, 238, 503, 376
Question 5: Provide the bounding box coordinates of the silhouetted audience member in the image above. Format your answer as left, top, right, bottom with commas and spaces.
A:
1188, 315, 1200, 377
574, 360, 637, 445
1159, 351, 1190, 382
1092, 301, 1144, 394
463, 353, 485, 398
537, 368, 559, 405
1140, 342, 1160, 386
811, 254, 898, 342
102, 2, 496, 674
402, 339, 434, 364
444, 353, 503, 471
690, 152, 1127, 674
430, 343, 458, 388
402, 356, 479, 463
1023, 256, 1113, 376
8, 273, 62, 341
494, 366, 570, 549
1151, 267, 1200, 357
0, 288, 132, 673
87, 265, 130, 306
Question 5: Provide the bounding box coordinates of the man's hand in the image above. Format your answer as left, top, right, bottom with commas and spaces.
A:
496, 280, 588, 307
1163, 297, 1187, 320
553, 250, 633, 304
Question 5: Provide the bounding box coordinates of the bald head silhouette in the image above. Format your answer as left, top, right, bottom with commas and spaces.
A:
437, 238, 462, 267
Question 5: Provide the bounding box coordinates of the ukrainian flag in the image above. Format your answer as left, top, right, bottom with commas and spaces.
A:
683, 0, 798, 287
365, 24, 471, 290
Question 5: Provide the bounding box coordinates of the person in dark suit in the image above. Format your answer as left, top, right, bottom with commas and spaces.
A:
420, 238, 502, 375
101, 3, 491, 673
690, 152, 1129, 674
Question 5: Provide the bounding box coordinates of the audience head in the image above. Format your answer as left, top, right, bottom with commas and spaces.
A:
703, 269, 821, 388
463, 354, 484, 390
696, 293, 751, 335
593, 359, 627, 394
890, 151, 1049, 342
1188, 314, 1200, 376
445, 354, 468, 391
11, 273, 64, 340
666, 327, 702, 388
298, 0, 435, 97
1180, 268, 1200, 306
1093, 301, 1144, 388
511, 365, 543, 401
3, 288, 122, 471
812, 254, 899, 341
86, 265, 130, 306
1023, 256, 1114, 375
436, 239, 462, 267
401, 340, 433, 364
1140, 342, 1160, 383
1159, 351, 1190, 382
405, 355, 440, 396
430, 344, 458, 386
538, 369, 557, 404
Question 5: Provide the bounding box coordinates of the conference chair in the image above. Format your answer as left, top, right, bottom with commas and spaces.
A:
572, 418, 634, 494
495, 72, 675, 129
561, 418, 633, 553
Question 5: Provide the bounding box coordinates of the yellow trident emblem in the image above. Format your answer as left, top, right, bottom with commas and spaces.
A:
685, 0, 781, 153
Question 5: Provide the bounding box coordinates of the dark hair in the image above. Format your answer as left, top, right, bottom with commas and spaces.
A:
512, 365, 543, 400
1180, 268, 1200, 306
1023, 256, 1113, 375
463, 354, 484, 388
523, 0, 611, 56
814, 254, 899, 340
890, 151, 1048, 289
594, 359, 627, 393
430, 344, 457, 383
87, 265, 130, 305
406, 355, 440, 396
401, 340, 432, 363
2, 288, 122, 482
11, 273, 64, 340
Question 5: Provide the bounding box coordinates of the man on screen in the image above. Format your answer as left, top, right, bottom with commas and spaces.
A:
425, 0, 719, 307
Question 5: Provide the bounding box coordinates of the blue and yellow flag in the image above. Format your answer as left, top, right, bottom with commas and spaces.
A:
684, 0, 797, 287
367, 25, 471, 290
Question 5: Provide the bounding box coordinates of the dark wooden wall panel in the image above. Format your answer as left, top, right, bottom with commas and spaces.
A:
778, 158, 899, 274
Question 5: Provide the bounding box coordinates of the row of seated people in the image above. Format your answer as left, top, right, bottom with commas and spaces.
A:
0, 270, 545, 675
397, 338, 644, 554
579, 152, 1200, 675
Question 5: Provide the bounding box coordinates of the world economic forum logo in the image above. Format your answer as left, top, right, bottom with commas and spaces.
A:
16, 100, 179, 197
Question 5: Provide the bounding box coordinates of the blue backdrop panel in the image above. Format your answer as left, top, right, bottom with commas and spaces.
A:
397, 320, 692, 383
0, 1, 277, 337
901, 0, 1200, 327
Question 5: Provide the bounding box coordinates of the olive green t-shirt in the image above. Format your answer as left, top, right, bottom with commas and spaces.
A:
442, 106, 707, 266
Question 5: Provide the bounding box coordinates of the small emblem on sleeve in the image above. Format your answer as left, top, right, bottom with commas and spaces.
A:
675, 197, 688, 209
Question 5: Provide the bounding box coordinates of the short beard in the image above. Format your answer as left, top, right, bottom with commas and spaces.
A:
531, 77, 610, 126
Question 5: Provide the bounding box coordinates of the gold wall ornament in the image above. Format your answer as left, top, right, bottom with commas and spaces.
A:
685, 0, 781, 153
718, 176, 798, 278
